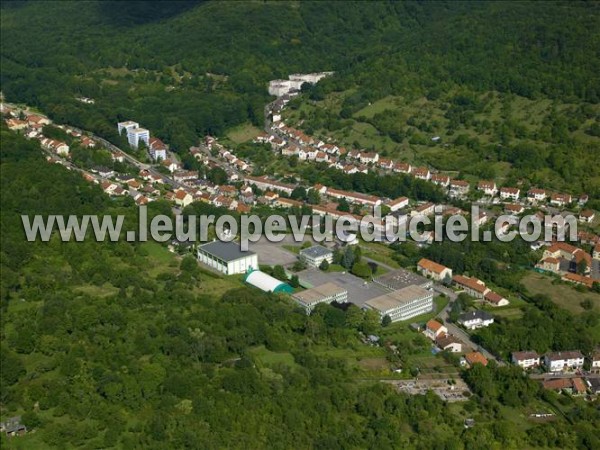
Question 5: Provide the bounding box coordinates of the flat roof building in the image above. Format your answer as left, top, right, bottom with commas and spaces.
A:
292, 282, 348, 314
299, 245, 333, 268
197, 241, 258, 275
364, 285, 434, 323
374, 268, 432, 291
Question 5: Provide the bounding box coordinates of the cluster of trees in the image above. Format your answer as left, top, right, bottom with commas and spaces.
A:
473, 293, 600, 359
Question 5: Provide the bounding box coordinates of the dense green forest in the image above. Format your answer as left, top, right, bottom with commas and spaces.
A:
2, 1, 599, 157
1, 127, 600, 448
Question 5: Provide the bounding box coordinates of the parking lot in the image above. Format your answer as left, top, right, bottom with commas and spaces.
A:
297, 268, 389, 307
248, 236, 300, 267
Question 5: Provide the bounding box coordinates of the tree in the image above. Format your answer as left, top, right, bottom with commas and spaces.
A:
291, 186, 307, 200
337, 197, 350, 212
342, 246, 355, 269
351, 262, 372, 279
289, 274, 300, 288
307, 189, 320, 205
382, 315, 392, 327
577, 260, 588, 275
319, 259, 330, 271
272, 265, 287, 281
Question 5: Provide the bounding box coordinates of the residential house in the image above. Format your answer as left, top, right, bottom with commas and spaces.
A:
449, 179, 470, 195
511, 351, 541, 370
452, 275, 489, 299
410, 202, 435, 217
26, 113, 51, 126
387, 196, 409, 212
537, 257, 560, 273
431, 174, 450, 187
505, 204, 525, 215
478, 180, 497, 196
550, 193, 572, 207
327, 188, 382, 207
590, 349, 600, 373
542, 242, 591, 275
457, 310, 494, 330
500, 187, 520, 201
5, 118, 28, 131
417, 258, 453, 282
412, 167, 431, 181
149, 137, 168, 161
544, 351, 585, 372
245, 175, 295, 196
579, 194, 589, 206
463, 352, 489, 367
594, 243, 600, 260
359, 152, 379, 164
562, 273, 596, 288
436, 334, 463, 353
527, 188, 547, 203
579, 210, 595, 223
174, 190, 193, 207
162, 159, 180, 173
484, 291, 509, 307
424, 319, 447, 340
393, 162, 412, 174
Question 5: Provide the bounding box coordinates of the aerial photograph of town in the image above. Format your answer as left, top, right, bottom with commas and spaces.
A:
0, 1, 599, 448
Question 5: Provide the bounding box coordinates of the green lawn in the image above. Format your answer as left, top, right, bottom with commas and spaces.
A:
521, 272, 600, 314
226, 122, 262, 144
249, 345, 298, 369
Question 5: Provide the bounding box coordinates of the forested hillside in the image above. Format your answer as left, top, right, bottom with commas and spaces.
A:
1, 1, 599, 155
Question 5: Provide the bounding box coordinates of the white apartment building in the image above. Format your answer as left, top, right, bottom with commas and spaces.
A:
117, 121, 139, 135
127, 128, 150, 148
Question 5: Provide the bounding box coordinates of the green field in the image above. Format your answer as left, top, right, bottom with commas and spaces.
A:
225, 122, 262, 144
521, 272, 600, 314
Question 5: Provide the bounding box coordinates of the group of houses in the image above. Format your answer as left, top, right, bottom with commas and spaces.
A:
417, 258, 510, 308
117, 120, 169, 162
536, 241, 600, 288
423, 319, 490, 368
2, 106, 91, 157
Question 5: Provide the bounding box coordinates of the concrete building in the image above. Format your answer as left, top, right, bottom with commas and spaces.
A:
127, 127, 150, 148
197, 241, 258, 275
292, 282, 348, 314
363, 285, 434, 323
299, 245, 333, 268
117, 120, 139, 135
244, 269, 293, 294
511, 351, 541, 370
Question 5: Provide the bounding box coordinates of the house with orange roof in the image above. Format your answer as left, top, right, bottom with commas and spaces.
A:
477, 180, 497, 196
174, 190, 193, 207
424, 319, 447, 340
417, 258, 453, 282
463, 352, 488, 367
453, 275, 489, 299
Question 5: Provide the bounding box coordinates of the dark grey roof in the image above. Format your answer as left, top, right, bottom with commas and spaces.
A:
300, 245, 332, 258
199, 241, 255, 262
458, 310, 494, 322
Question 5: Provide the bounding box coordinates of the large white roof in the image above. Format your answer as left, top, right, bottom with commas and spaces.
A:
245, 270, 287, 293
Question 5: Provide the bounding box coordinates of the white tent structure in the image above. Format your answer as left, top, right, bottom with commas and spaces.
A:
244, 270, 293, 294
